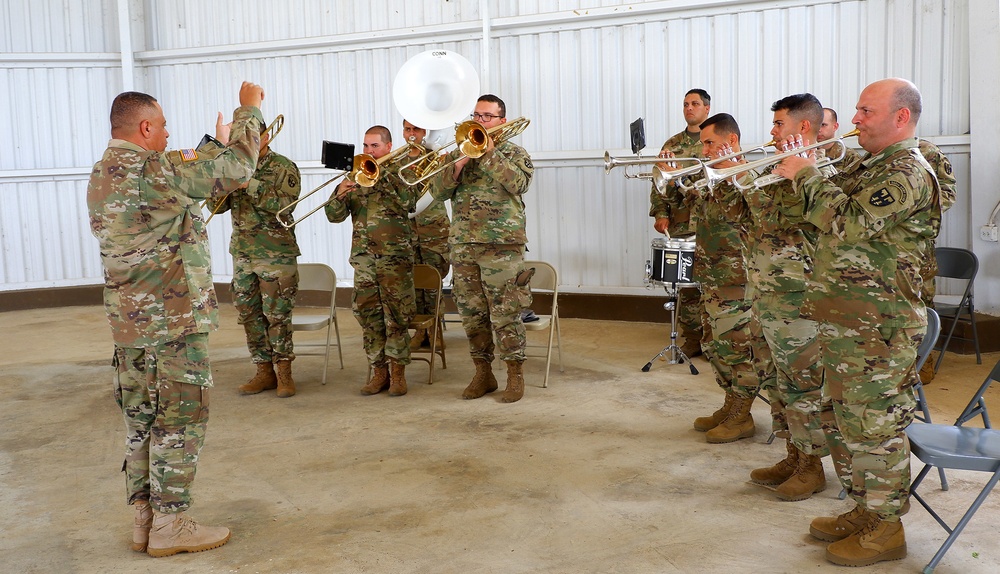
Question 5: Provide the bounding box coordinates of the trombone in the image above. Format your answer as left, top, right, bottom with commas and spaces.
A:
204, 114, 285, 224
398, 117, 531, 185
275, 141, 424, 229
694, 130, 859, 191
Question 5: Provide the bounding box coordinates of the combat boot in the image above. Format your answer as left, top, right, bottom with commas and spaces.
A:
410, 329, 428, 351
146, 510, 231, 557
680, 337, 703, 358
361, 364, 390, 395
238, 362, 277, 395
131, 500, 153, 552
775, 449, 826, 501
705, 394, 756, 443
501, 361, 525, 403
275, 360, 295, 398
750, 438, 798, 485
825, 515, 906, 567
919, 355, 936, 384
810, 505, 873, 542
694, 391, 734, 432
463, 359, 499, 399
388, 360, 407, 396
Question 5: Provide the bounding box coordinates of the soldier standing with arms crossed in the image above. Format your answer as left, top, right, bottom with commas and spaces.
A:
326, 126, 417, 396
88, 81, 264, 556
774, 78, 942, 566
209, 118, 302, 398
428, 94, 534, 403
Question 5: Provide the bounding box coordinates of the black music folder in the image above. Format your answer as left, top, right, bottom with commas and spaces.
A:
321, 141, 355, 171
630, 117, 646, 154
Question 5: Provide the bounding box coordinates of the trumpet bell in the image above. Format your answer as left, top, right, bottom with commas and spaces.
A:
393, 50, 481, 130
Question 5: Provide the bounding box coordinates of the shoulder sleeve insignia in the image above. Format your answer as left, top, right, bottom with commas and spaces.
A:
869, 187, 896, 207
180, 149, 199, 162
943, 161, 953, 176
522, 157, 533, 169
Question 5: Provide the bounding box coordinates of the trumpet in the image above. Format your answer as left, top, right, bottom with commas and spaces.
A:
204, 114, 285, 224
398, 117, 531, 186
275, 141, 424, 229
694, 130, 859, 191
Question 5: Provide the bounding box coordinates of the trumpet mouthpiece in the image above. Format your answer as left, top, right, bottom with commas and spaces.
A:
841, 128, 860, 138
762, 139, 776, 148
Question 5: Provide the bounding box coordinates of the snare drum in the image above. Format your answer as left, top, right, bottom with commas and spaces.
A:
646, 237, 697, 287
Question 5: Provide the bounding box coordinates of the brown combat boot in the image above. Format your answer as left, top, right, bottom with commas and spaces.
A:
694, 391, 734, 432
680, 337, 703, 358
132, 500, 153, 552
750, 439, 798, 486
825, 515, 906, 567
501, 361, 525, 403
275, 360, 295, 398
775, 449, 826, 501
238, 362, 277, 395
388, 360, 407, 396
919, 354, 936, 384
705, 394, 756, 443
361, 364, 390, 395
409, 329, 428, 351
146, 510, 231, 557
463, 359, 499, 399
810, 505, 873, 542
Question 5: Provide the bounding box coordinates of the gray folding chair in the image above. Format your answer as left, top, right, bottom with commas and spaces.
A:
932, 247, 981, 371
906, 357, 1000, 573
408, 264, 446, 384
912, 309, 947, 488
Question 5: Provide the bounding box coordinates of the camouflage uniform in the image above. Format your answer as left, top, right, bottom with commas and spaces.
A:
210, 150, 301, 363
326, 171, 416, 366
648, 130, 705, 352
88, 105, 262, 511
717, 169, 824, 451
429, 141, 534, 362
695, 178, 759, 399
827, 140, 863, 172
406, 177, 451, 315
916, 140, 957, 305
786, 137, 941, 519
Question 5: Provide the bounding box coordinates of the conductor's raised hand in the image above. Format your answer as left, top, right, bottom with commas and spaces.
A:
239, 81, 265, 108
215, 112, 232, 145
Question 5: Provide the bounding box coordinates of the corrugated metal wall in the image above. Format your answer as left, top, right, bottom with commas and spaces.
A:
1, 0, 988, 309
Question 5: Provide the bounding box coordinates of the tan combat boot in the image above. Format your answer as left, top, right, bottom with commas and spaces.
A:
463, 359, 499, 399
775, 449, 826, 501
502, 361, 525, 403
238, 362, 277, 395
705, 394, 756, 443
750, 439, 798, 486
694, 391, 734, 432
275, 360, 295, 398
131, 500, 153, 552
361, 364, 390, 395
388, 360, 407, 396
919, 354, 936, 384
146, 510, 231, 557
809, 505, 873, 542
825, 515, 906, 567
409, 329, 427, 351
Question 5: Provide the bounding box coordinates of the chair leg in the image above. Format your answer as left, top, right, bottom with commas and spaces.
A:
922, 469, 1000, 574
334, 313, 344, 369
935, 311, 962, 372
969, 300, 981, 364
321, 323, 332, 386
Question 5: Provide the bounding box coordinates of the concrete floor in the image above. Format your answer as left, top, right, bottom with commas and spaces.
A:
1, 304, 998, 574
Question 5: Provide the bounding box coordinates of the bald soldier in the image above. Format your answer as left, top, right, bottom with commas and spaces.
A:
88, 82, 264, 556
774, 78, 942, 566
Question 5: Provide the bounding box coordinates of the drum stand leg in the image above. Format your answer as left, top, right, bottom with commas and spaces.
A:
642, 285, 699, 375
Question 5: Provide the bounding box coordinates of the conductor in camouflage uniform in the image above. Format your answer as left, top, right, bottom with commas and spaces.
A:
401, 119, 451, 351
428, 94, 534, 403
326, 125, 417, 396
774, 78, 942, 567
209, 119, 302, 398
672, 113, 761, 444
649, 89, 711, 358
87, 82, 264, 556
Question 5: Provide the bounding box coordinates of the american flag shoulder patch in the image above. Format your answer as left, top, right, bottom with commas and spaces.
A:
180, 149, 199, 162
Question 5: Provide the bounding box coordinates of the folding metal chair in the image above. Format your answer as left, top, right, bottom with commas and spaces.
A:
523, 261, 563, 388
932, 247, 981, 371
906, 357, 1000, 573
292, 263, 344, 385
408, 264, 446, 384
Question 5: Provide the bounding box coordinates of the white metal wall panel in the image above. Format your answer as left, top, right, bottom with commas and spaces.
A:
1, 0, 992, 312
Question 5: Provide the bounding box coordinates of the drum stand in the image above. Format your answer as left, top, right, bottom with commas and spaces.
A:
641, 283, 699, 375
